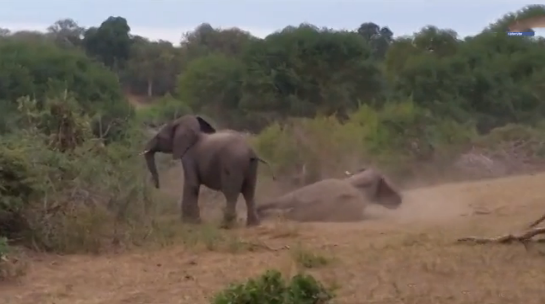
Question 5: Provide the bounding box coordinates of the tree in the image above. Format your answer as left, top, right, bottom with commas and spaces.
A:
357, 22, 394, 60
47, 18, 85, 48
486, 4, 545, 32
180, 23, 257, 66
0, 38, 132, 139
412, 26, 459, 57
0, 28, 10, 37
127, 38, 178, 97
240, 24, 383, 121
83, 16, 132, 70
176, 53, 244, 126
388, 23, 545, 131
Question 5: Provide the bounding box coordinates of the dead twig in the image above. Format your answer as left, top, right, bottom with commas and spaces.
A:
457, 227, 545, 244
528, 213, 545, 229
243, 242, 290, 252
243, 242, 338, 252
458, 211, 545, 245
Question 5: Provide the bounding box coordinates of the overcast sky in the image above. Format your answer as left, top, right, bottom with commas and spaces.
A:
0, 0, 542, 43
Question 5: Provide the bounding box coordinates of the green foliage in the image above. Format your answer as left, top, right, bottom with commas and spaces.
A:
389, 28, 545, 131
252, 101, 475, 178
0, 38, 133, 141
0, 237, 9, 259
239, 24, 383, 119
0, 236, 27, 281
0, 96, 158, 253
357, 22, 394, 60
126, 39, 181, 96
212, 269, 335, 304
82, 16, 132, 70
291, 246, 333, 269
0, 39, 123, 107
5, 7, 545, 135
135, 94, 192, 127
177, 53, 243, 114
486, 5, 545, 32
472, 124, 545, 159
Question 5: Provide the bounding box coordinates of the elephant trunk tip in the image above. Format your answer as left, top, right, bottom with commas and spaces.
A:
143, 149, 160, 189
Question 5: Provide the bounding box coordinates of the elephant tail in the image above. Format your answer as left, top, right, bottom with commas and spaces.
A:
252, 157, 276, 181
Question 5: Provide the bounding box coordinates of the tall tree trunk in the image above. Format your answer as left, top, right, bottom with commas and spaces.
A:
147, 78, 153, 97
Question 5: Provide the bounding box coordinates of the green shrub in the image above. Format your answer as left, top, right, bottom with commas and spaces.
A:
135, 94, 192, 127
0, 96, 164, 253
291, 246, 333, 269
0, 39, 133, 142
212, 269, 335, 304
0, 236, 27, 281
470, 123, 545, 162
251, 100, 475, 180
0, 237, 8, 259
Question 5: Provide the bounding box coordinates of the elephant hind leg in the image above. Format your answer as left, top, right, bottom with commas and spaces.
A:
220, 173, 242, 227
221, 190, 239, 228
241, 177, 260, 227
241, 159, 260, 226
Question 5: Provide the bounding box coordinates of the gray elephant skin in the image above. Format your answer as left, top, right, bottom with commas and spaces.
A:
256, 168, 402, 222
141, 115, 272, 227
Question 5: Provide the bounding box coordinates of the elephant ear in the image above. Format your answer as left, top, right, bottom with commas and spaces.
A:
171, 115, 216, 159
196, 116, 216, 134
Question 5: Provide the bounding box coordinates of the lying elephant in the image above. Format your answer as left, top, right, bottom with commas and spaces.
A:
141, 115, 273, 227
256, 168, 402, 222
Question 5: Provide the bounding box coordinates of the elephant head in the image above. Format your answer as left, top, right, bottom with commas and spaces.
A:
140, 115, 216, 189
344, 168, 402, 209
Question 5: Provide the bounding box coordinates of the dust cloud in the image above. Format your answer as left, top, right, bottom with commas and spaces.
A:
364, 185, 474, 224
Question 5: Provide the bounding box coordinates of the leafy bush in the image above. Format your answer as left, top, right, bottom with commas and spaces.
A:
0, 39, 133, 142
251, 101, 475, 181
212, 269, 335, 304
135, 94, 191, 127
0, 96, 165, 253
0, 237, 8, 259
0, 39, 123, 109
0, 236, 26, 281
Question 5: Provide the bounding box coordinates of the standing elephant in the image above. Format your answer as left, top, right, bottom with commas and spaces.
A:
256, 168, 402, 222
140, 115, 272, 227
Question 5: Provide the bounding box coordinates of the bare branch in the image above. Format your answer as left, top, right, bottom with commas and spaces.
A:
457, 227, 545, 244
528, 213, 545, 229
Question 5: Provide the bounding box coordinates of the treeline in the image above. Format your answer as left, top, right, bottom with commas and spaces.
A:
0, 5, 544, 134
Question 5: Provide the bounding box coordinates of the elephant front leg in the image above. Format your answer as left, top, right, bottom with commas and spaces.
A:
181, 184, 201, 224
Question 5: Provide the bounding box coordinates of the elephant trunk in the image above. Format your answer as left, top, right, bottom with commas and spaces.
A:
144, 151, 160, 189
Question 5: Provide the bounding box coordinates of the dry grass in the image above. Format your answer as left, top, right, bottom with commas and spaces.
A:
3, 172, 545, 304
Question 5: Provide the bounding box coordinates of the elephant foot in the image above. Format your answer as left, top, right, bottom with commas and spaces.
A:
245, 210, 260, 227
246, 216, 260, 227
181, 215, 202, 225
220, 213, 238, 229
219, 221, 237, 230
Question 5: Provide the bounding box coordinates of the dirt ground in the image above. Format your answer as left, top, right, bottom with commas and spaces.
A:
3, 172, 545, 304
